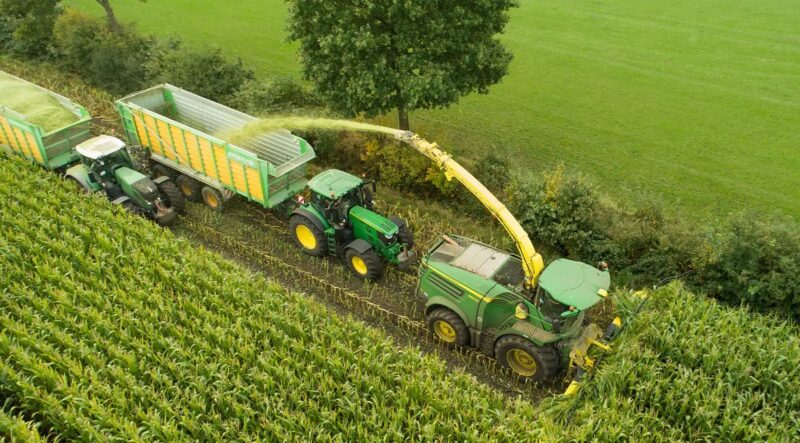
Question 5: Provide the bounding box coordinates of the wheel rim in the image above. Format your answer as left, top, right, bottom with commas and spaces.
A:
205, 192, 219, 209
180, 182, 192, 196
351, 255, 368, 275
506, 348, 537, 377
433, 320, 457, 343
295, 225, 317, 250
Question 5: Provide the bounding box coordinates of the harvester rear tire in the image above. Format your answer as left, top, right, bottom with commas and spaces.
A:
157, 179, 185, 212
176, 175, 202, 202
426, 308, 468, 347
495, 335, 559, 382
151, 164, 175, 179
201, 186, 225, 212
389, 216, 414, 248
290, 215, 328, 257
345, 247, 384, 280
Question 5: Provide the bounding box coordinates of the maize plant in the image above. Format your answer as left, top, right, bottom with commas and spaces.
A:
0, 155, 545, 441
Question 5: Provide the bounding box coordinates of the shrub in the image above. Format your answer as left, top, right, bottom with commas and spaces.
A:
0, 0, 60, 57
52, 9, 154, 94
229, 77, 322, 115
148, 45, 254, 104
697, 213, 800, 317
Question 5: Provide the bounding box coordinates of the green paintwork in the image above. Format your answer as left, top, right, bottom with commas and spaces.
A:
0, 71, 92, 170
538, 259, 610, 310
115, 167, 154, 209
307, 169, 363, 199
418, 235, 606, 368
64, 163, 101, 192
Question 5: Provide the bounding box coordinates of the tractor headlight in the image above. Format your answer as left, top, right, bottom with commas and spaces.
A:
514, 303, 529, 320
378, 232, 395, 245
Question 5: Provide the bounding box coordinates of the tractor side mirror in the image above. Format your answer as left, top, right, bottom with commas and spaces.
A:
560, 309, 580, 319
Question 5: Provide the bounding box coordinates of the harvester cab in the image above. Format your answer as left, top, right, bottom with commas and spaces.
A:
289, 169, 415, 280
65, 135, 184, 226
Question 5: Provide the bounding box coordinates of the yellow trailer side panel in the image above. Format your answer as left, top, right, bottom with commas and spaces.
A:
213, 144, 232, 186
139, 113, 165, 157
229, 160, 249, 196
12, 126, 32, 159
181, 130, 203, 172
0, 116, 7, 145
156, 119, 177, 162
246, 167, 264, 201
198, 138, 218, 180
26, 133, 42, 163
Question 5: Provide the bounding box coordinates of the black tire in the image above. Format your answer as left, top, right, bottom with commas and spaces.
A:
345, 247, 384, 280
201, 186, 225, 212
121, 200, 143, 217
175, 175, 202, 202
289, 214, 328, 257
389, 216, 414, 248
494, 335, 559, 382
157, 179, 185, 212
426, 308, 469, 347
151, 164, 175, 179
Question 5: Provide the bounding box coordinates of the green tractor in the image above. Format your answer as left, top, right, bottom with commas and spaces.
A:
289, 169, 414, 280
64, 135, 184, 226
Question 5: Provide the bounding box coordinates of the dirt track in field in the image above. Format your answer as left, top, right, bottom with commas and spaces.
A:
172, 198, 563, 404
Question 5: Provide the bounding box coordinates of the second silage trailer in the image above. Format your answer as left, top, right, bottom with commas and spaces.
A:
116, 84, 316, 211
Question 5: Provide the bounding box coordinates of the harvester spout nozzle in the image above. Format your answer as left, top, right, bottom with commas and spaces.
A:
394, 130, 417, 143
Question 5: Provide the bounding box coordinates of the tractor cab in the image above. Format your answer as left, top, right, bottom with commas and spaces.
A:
75, 135, 135, 194
307, 169, 375, 226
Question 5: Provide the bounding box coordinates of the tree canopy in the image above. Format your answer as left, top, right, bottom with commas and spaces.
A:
287, 0, 518, 129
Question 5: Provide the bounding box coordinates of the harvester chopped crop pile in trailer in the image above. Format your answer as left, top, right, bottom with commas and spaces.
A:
1, 74, 631, 396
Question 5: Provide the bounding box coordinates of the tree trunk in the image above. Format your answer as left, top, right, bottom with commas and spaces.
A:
398, 106, 409, 131
96, 0, 122, 33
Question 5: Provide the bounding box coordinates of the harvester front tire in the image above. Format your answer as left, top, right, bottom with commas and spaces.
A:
157, 179, 185, 212
389, 216, 414, 248
345, 247, 384, 280
290, 215, 328, 257
426, 308, 468, 347
201, 186, 225, 212
495, 335, 559, 382
176, 175, 202, 202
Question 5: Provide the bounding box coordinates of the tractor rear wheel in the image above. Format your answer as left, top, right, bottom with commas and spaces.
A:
157, 179, 185, 212
289, 215, 328, 257
201, 186, 224, 212
345, 247, 384, 280
426, 308, 468, 347
151, 164, 175, 179
495, 335, 559, 381
176, 175, 202, 202
389, 216, 414, 248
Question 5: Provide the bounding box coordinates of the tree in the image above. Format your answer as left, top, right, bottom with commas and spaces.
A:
94, 0, 145, 33
0, 0, 61, 56
287, 0, 518, 130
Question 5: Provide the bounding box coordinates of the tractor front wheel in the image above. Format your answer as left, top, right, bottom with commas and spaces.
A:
345, 247, 384, 280
494, 335, 558, 381
426, 308, 468, 347
176, 175, 202, 202
157, 179, 185, 212
289, 215, 328, 257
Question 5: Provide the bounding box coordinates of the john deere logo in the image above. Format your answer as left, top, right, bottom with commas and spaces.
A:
227, 152, 256, 168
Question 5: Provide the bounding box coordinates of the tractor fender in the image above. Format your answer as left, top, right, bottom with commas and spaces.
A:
64, 164, 96, 192
110, 195, 130, 205
424, 300, 473, 330
291, 206, 330, 232
152, 175, 171, 185
344, 238, 372, 254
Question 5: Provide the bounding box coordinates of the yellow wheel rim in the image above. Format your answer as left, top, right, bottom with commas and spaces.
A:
295, 224, 317, 250
180, 182, 192, 196
351, 255, 368, 275
433, 320, 457, 343
205, 192, 219, 209
506, 349, 537, 377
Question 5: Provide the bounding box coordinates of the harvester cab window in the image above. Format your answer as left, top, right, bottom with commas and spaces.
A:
493, 256, 525, 289
534, 289, 567, 321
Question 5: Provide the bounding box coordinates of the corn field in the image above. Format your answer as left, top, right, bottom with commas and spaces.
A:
0, 155, 548, 441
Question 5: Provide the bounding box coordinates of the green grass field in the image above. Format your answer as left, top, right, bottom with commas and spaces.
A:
67, 0, 800, 220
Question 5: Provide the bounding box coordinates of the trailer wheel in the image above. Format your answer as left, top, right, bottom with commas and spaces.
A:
151, 164, 175, 179
290, 215, 328, 257
201, 186, 224, 212
495, 335, 559, 381
157, 179, 185, 212
426, 308, 468, 347
176, 175, 202, 202
389, 216, 414, 248
345, 247, 384, 280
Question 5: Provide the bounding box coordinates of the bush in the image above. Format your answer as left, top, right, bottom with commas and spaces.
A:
52, 9, 154, 95
148, 45, 255, 104
697, 213, 800, 317
229, 77, 322, 115
0, 0, 60, 57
